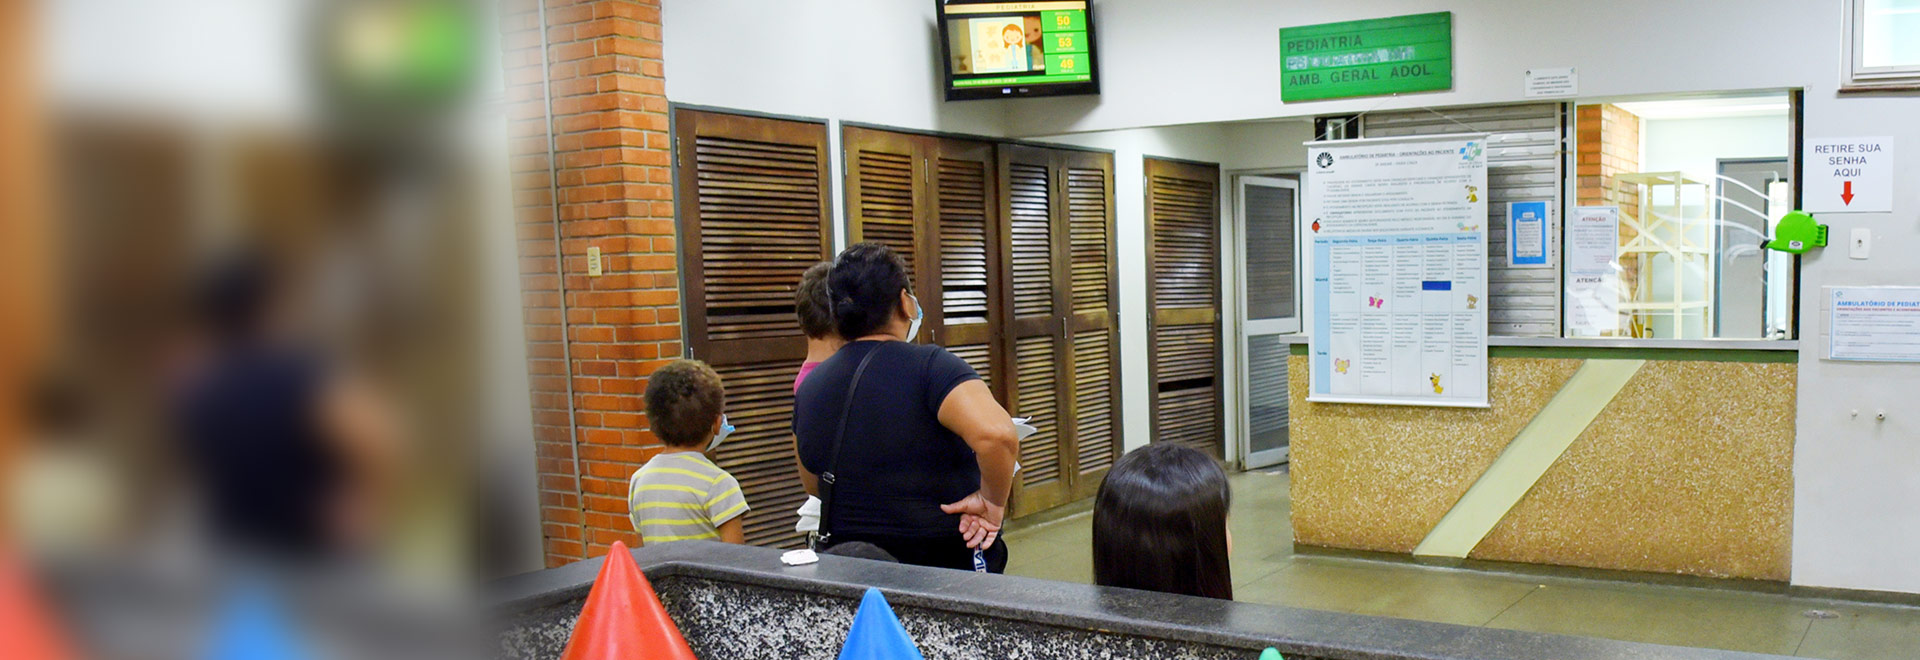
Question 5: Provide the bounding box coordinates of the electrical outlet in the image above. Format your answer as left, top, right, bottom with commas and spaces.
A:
587, 246, 603, 276
1850, 228, 1870, 260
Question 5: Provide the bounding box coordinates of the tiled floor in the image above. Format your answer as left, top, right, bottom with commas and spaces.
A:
1003, 468, 1920, 659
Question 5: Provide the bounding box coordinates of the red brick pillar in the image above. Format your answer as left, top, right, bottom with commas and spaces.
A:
502, 0, 678, 567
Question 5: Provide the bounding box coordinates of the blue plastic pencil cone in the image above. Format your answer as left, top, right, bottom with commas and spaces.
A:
206, 581, 310, 660
836, 588, 925, 660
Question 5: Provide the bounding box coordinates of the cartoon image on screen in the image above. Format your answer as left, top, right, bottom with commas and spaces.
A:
968, 19, 1029, 73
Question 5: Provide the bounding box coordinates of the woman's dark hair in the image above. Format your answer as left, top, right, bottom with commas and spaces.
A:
827, 242, 910, 340
795, 261, 836, 340
196, 251, 275, 341
1092, 443, 1233, 600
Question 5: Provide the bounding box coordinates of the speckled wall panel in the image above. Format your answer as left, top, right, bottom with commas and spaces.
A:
1288, 356, 1585, 553
1470, 361, 1796, 580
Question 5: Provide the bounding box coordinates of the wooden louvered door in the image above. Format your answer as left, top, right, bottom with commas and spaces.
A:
928, 139, 1003, 399
999, 145, 1119, 516
1144, 158, 1224, 459
844, 127, 937, 339
1060, 150, 1121, 500
843, 128, 1003, 396
673, 109, 831, 548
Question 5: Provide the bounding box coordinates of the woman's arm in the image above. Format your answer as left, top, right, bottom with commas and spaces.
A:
937, 379, 1018, 548
794, 437, 819, 496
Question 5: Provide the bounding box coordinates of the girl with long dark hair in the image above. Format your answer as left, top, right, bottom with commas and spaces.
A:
1091, 443, 1234, 600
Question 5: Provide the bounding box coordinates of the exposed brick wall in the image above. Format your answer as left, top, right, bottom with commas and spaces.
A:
1576, 104, 1641, 211
1575, 104, 1643, 333
502, 0, 678, 567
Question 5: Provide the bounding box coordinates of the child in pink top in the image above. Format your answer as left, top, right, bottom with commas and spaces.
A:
794, 261, 844, 391
792, 261, 844, 534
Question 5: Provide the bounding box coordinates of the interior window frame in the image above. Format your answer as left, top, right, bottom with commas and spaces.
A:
1844, 0, 1920, 91
1558, 92, 1802, 343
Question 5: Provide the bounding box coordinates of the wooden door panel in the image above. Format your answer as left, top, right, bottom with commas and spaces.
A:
998, 145, 1071, 515
710, 359, 807, 548
844, 127, 936, 340
930, 138, 1000, 400
1061, 154, 1118, 499
674, 109, 830, 548
1144, 158, 1224, 460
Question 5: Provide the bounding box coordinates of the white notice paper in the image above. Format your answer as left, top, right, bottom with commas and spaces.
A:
1828, 287, 1920, 361
1304, 134, 1489, 408
1565, 206, 1621, 336
1507, 201, 1549, 267
1804, 137, 1893, 213
1524, 67, 1577, 98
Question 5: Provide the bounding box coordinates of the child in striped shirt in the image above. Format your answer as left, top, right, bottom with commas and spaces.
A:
627, 359, 749, 545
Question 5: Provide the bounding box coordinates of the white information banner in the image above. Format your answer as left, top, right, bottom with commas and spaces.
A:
1828, 286, 1920, 362
1305, 134, 1489, 407
1565, 206, 1621, 337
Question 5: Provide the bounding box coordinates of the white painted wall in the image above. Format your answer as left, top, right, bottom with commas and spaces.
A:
1218, 121, 1317, 172
1002, 0, 1838, 136
662, 0, 1009, 136
664, 0, 1920, 593
1792, 90, 1920, 595
1641, 115, 1791, 185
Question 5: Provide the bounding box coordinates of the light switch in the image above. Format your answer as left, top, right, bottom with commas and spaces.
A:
587, 246, 603, 276
1850, 228, 1870, 260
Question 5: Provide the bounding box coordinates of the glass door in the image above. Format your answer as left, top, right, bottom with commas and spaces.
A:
1235, 175, 1300, 468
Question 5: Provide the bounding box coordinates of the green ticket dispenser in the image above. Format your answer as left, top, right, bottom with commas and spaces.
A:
1763, 210, 1827, 254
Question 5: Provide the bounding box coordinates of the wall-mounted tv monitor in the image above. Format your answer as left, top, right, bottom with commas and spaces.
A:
938, 1, 1100, 101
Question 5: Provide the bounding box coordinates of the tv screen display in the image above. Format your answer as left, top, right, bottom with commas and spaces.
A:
938, 1, 1099, 101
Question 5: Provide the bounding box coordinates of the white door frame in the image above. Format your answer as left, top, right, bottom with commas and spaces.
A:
1233, 174, 1301, 469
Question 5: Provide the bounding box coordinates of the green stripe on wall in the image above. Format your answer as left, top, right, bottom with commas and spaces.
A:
1411, 359, 1646, 558
1285, 342, 1794, 363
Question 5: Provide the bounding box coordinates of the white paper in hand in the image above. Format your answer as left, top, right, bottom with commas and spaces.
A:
1010, 417, 1037, 477
794, 495, 821, 533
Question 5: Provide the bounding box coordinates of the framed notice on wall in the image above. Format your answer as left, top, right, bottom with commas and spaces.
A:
1304, 134, 1490, 407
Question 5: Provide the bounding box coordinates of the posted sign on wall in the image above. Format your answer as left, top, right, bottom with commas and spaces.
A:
1280, 12, 1453, 102
1804, 137, 1893, 213
1306, 134, 1489, 407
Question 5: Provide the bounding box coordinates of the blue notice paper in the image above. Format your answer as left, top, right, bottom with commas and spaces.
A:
1508, 201, 1549, 267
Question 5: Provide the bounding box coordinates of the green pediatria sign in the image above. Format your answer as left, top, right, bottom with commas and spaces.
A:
1280, 12, 1453, 102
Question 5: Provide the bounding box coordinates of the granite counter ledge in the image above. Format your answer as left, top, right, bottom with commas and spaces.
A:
490, 541, 1795, 660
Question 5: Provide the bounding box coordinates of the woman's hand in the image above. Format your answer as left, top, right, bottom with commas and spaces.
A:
941, 491, 1005, 550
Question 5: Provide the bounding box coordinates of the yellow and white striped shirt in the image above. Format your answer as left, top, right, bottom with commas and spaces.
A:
626, 451, 749, 544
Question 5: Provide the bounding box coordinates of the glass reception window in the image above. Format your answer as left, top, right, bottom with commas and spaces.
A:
1566, 95, 1794, 340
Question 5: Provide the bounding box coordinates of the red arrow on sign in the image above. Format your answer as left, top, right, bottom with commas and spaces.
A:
1842, 180, 1855, 206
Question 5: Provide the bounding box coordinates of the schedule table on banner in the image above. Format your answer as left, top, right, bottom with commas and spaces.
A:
1305, 134, 1490, 407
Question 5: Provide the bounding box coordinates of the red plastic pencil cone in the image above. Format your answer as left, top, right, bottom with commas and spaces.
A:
0, 548, 76, 660
559, 541, 697, 660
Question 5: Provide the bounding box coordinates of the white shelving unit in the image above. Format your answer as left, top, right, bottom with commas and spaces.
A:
1613, 171, 1714, 339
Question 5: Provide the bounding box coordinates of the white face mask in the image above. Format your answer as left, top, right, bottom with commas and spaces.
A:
905, 292, 925, 343
708, 414, 735, 451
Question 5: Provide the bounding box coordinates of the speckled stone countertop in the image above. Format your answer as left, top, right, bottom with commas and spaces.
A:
490, 541, 1794, 660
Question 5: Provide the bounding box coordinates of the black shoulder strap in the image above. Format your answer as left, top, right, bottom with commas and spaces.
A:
818, 343, 883, 542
